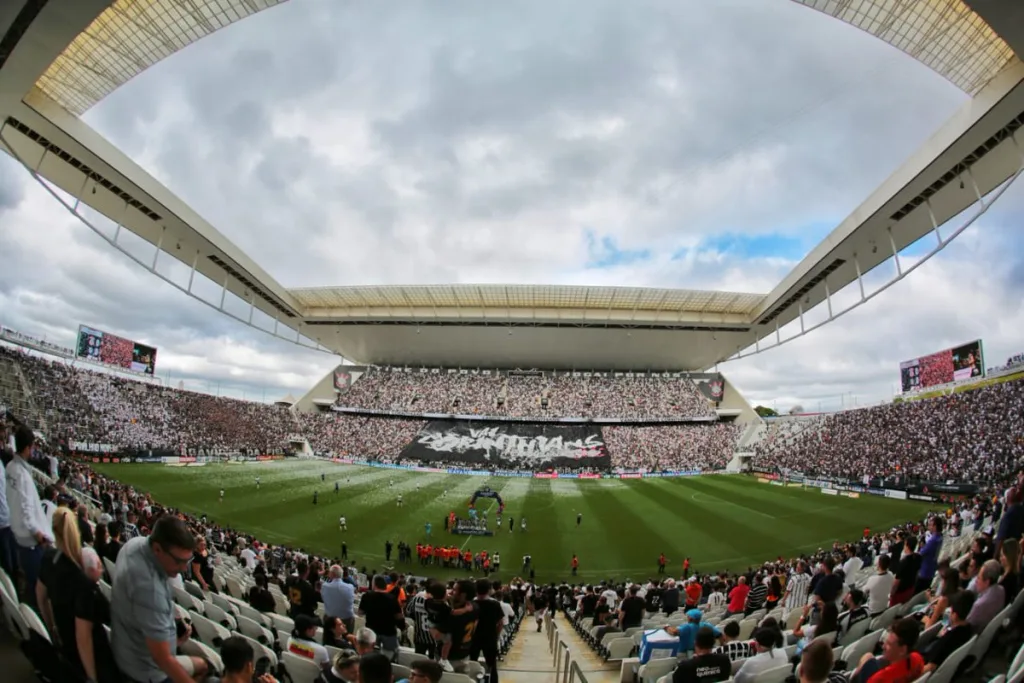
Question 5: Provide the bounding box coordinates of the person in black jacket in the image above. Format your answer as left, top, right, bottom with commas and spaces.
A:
891, 536, 923, 606
673, 627, 730, 683
920, 591, 976, 676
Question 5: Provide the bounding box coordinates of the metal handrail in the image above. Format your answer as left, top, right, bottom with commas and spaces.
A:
555, 639, 569, 675
568, 658, 590, 683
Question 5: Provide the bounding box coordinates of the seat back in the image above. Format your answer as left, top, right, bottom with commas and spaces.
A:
19, 603, 51, 642
841, 629, 882, 668
753, 663, 791, 683
838, 616, 871, 646
928, 635, 976, 683
1, 591, 29, 640
965, 605, 1010, 672
282, 651, 323, 683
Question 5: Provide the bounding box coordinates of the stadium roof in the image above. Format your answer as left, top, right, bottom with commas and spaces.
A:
289, 285, 766, 320
1, 0, 1023, 370
33, 0, 1017, 118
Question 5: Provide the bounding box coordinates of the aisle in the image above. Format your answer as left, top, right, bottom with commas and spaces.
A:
548, 611, 623, 683
502, 616, 560, 682
501, 610, 623, 683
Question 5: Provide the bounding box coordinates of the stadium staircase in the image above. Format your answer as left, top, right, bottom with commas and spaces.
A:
500, 611, 620, 683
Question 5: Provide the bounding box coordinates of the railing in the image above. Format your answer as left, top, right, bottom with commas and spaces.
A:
546, 612, 589, 683
567, 659, 590, 683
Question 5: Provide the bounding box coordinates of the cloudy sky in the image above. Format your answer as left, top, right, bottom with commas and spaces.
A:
0, 0, 1022, 410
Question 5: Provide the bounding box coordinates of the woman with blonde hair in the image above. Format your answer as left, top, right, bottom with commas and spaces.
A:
36, 506, 92, 676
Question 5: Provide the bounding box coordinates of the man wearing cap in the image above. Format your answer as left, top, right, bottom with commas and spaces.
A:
666, 608, 721, 653
287, 614, 331, 670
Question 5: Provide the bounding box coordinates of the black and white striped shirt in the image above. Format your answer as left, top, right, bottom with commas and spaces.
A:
714, 640, 753, 662
406, 591, 433, 645
785, 572, 811, 610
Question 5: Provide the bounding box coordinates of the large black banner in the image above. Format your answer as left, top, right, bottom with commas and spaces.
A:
401, 420, 610, 470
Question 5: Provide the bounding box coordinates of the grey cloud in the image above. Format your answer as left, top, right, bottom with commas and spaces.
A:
0, 155, 25, 211
86, 0, 966, 290
5, 0, 1021, 409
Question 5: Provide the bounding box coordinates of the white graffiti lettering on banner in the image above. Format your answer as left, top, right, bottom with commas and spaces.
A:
418, 427, 604, 461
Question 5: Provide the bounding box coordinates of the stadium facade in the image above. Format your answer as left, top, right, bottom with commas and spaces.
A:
1, 1, 1023, 411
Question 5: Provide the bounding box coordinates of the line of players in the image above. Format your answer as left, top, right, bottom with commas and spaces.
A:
414, 545, 503, 573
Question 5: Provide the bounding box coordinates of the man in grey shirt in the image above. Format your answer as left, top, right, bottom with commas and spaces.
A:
111, 516, 198, 683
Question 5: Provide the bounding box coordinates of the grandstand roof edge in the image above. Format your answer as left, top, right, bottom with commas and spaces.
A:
288, 284, 768, 320
34, 0, 1015, 116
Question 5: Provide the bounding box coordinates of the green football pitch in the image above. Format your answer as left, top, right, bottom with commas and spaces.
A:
93, 460, 938, 581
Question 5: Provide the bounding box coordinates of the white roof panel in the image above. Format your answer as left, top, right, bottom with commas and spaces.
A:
288, 284, 766, 319
793, 0, 1014, 95
34, 0, 1014, 117
36, 0, 287, 116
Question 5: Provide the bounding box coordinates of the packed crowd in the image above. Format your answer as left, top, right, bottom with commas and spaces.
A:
603, 423, 742, 472
0, 425, 527, 683
3, 345, 741, 471
561, 482, 1024, 683
5, 407, 1024, 682
300, 412, 742, 473
1, 346, 297, 454
336, 368, 717, 420
298, 413, 424, 459
754, 376, 1024, 484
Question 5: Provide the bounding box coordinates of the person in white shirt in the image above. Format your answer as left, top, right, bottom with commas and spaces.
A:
601, 586, 618, 609
706, 585, 727, 609
0, 456, 14, 576
734, 625, 788, 683
863, 554, 895, 616
842, 547, 863, 585
5, 426, 53, 606
239, 541, 258, 571
287, 614, 331, 670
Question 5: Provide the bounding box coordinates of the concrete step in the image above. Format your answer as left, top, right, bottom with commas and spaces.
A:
548, 611, 626, 683
501, 615, 560, 682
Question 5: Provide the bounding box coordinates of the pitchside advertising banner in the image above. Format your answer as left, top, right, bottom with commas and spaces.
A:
401, 420, 610, 470
899, 339, 984, 393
